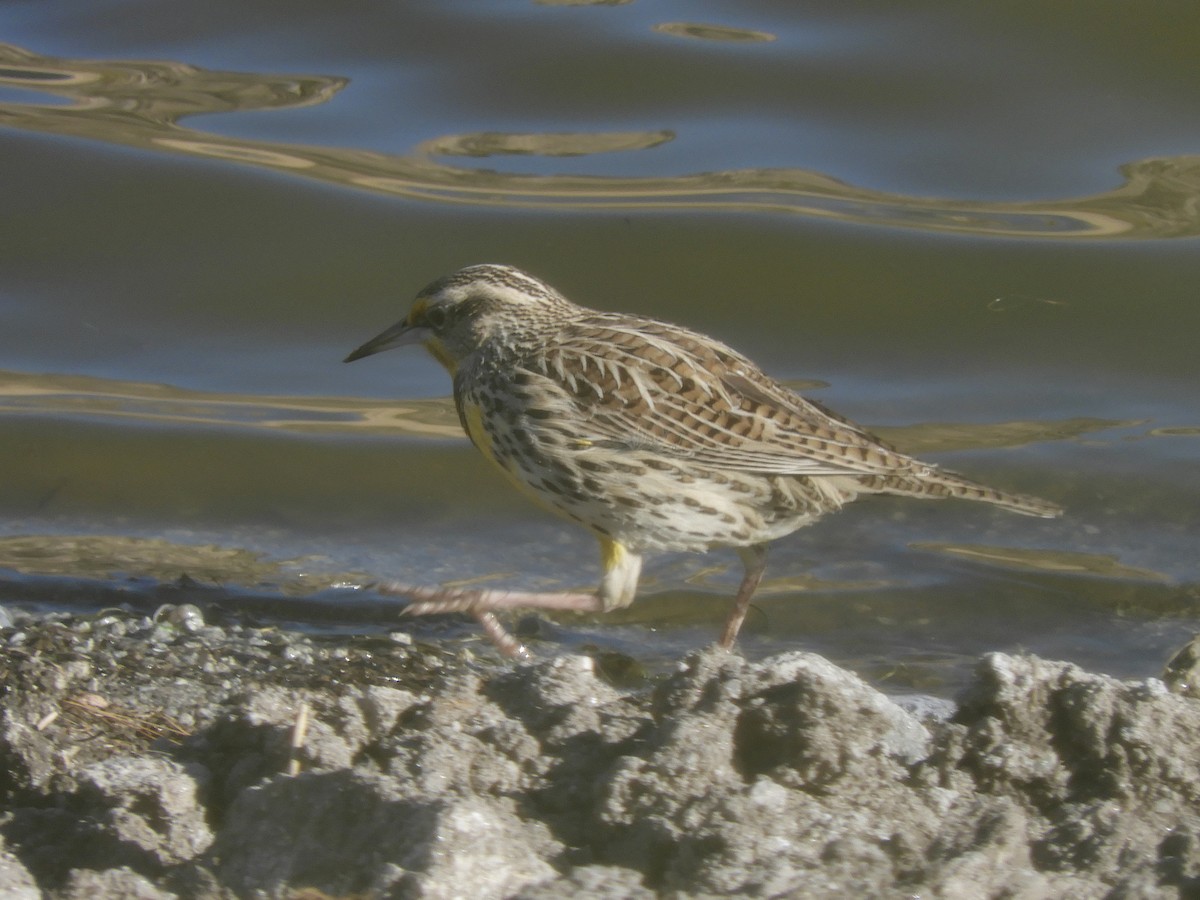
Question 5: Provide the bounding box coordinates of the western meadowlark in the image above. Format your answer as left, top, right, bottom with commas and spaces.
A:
345, 264, 1061, 658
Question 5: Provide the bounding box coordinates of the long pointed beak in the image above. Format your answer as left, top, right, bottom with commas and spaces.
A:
343, 318, 429, 363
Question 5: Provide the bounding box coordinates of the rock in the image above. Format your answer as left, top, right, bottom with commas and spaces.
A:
0, 838, 40, 900
1163, 633, 1200, 698
76, 756, 213, 867
923, 652, 1200, 896
58, 867, 179, 900
214, 772, 559, 898
3, 608, 1200, 897
515, 864, 654, 898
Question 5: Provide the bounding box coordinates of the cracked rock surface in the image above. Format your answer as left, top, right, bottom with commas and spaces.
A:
1, 606, 1198, 898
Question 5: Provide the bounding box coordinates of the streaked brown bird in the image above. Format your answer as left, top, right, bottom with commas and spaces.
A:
345, 264, 1061, 658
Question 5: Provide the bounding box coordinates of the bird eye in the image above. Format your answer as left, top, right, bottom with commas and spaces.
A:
424, 305, 449, 329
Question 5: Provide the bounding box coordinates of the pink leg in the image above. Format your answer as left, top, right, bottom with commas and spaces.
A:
376, 581, 605, 659
375, 539, 643, 658
717, 544, 769, 650
474, 611, 532, 660
379, 582, 604, 614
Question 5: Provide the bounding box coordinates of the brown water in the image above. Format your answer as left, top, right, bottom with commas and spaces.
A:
2, 1, 1197, 692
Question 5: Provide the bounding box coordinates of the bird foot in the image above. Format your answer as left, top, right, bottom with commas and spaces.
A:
474, 611, 532, 660
375, 581, 603, 660
378, 581, 602, 615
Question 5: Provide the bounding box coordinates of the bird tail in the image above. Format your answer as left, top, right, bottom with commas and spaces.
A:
861, 468, 1062, 518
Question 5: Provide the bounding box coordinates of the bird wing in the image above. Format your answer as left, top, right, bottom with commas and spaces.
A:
520, 315, 921, 478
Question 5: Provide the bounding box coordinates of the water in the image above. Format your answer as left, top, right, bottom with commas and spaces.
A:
2, 1, 1197, 693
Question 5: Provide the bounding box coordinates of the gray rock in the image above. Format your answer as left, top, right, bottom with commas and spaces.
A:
1163, 632, 1200, 698
58, 866, 179, 900
0, 839, 40, 900
77, 756, 213, 866
215, 771, 559, 898
514, 864, 654, 899
4, 608, 1200, 897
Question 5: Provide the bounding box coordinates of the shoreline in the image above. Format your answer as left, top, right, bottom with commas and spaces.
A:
2, 605, 1198, 898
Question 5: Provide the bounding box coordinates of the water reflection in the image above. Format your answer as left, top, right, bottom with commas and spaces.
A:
0, 533, 287, 584
0, 370, 462, 438
652, 23, 777, 43
4, 41, 1200, 239
535, 0, 633, 6
911, 542, 1169, 581
0, 369, 1147, 452
0, 530, 1176, 624
425, 130, 675, 158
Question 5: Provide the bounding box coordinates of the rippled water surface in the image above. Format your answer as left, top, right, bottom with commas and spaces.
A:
2, 1, 1197, 691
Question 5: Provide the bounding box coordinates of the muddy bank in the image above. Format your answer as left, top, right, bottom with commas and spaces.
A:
1, 605, 1198, 898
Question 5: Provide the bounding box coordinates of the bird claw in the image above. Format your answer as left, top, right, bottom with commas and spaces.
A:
378, 581, 602, 615
474, 611, 533, 661
377, 581, 487, 615
375, 581, 534, 659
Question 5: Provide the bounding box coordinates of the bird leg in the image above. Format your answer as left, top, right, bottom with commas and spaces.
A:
376, 539, 641, 659
382, 582, 605, 614
717, 543, 770, 649
376, 581, 604, 659
375, 541, 766, 657
474, 611, 532, 661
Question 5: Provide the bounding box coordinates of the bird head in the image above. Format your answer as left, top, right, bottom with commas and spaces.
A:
344, 264, 576, 374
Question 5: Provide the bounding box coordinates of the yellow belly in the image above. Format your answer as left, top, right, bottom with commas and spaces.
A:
459, 398, 563, 518
460, 398, 500, 467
